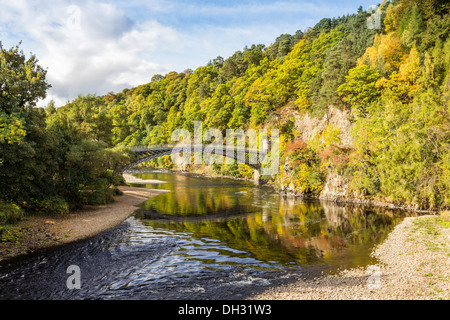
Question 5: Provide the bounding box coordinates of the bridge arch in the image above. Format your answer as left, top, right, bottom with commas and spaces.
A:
123, 144, 266, 184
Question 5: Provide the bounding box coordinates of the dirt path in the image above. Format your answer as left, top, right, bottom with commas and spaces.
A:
0, 185, 168, 262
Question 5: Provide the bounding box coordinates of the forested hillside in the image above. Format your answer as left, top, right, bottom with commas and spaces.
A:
1, 0, 449, 220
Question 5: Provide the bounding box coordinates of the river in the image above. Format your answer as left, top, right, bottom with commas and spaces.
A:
0, 169, 414, 299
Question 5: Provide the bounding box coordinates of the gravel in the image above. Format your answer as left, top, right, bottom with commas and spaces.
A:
122, 173, 167, 185
252, 215, 450, 300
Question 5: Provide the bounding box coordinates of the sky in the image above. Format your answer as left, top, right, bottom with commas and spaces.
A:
0, 0, 381, 107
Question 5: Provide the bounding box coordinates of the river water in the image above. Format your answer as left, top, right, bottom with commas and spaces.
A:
0, 169, 414, 300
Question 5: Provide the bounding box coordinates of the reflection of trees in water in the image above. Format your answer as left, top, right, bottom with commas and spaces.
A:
275, 200, 405, 265
141, 184, 246, 216
135, 171, 412, 269
321, 200, 350, 230
141, 196, 409, 269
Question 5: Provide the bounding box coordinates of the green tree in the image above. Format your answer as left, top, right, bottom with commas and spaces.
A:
50, 94, 113, 145
310, 38, 357, 112
0, 44, 55, 209
399, 3, 424, 48
0, 44, 50, 144
337, 65, 381, 116
349, 88, 449, 208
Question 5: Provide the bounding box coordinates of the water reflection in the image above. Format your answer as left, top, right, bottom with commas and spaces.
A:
136, 171, 257, 216
131, 170, 412, 272
0, 170, 416, 300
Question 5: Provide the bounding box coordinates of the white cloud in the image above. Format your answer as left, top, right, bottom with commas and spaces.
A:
0, 0, 363, 107
1, 0, 179, 107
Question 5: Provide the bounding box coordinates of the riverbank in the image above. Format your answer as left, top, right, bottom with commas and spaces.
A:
122, 173, 168, 185
0, 184, 168, 263
252, 212, 450, 300
133, 166, 440, 214
2, 171, 449, 300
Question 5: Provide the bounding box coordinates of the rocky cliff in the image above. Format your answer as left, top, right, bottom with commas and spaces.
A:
274, 104, 355, 201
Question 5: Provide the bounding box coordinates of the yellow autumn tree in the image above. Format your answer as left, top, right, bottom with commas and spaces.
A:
245, 78, 274, 127
398, 46, 421, 85
358, 33, 406, 74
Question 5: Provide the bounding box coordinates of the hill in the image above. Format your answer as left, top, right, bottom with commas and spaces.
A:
1, 0, 449, 216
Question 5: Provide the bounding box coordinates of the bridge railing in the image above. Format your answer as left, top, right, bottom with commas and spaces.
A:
131, 144, 178, 151
131, 144, 268, 153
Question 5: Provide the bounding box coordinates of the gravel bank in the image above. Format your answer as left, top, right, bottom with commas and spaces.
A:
122, 173, 167, 185
252, 214, 450, 300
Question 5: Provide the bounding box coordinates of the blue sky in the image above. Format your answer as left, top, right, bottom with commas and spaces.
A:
0, 0, 381, 107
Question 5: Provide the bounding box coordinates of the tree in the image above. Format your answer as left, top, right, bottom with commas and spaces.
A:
358, 33, 405, 76
245, 78, 274, 127
243, 44, 265, 67
220, 51, 247, 80
399, 3, 424, 48
349, 88, 450, 208
311, 38, 357, 111
0, 44, 55, 207
337, 65, 381, 116
49, 94, 113, 145
61, 140, 123, 206
398, 46, 421, 85
0, 44, 50, 145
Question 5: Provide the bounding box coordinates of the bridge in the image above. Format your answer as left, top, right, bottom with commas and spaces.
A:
123, 144, 268, 183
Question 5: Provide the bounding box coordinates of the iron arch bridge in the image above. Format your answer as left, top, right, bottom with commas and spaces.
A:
123, 144, 268, 183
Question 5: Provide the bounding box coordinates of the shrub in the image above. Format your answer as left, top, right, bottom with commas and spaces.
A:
238, 164, 254, 180
284, 139, 325, 194
30, 197, 69, 215
106, 169, 125, 186
221, 163, 240, 177
0, 201, 24, 225
319, 144, 352, 174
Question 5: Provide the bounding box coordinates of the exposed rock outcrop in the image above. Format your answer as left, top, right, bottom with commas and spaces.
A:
274, 105, 354, 200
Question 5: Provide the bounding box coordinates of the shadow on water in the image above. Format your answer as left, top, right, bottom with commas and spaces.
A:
0, 169, 417, 300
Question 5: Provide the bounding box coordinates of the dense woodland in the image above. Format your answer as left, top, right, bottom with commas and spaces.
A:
1, 0, 449, 224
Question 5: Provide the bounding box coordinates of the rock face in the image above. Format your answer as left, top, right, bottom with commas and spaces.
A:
294, 105, 353, 147
319, 169, 352, 202
275, 104, 354, 200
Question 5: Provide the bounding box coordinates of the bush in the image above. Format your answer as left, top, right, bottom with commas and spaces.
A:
210, 163, 222, 174
0, 201, 24, 225
112, 187, 123, 196
30, 197, 69, 215
238, 164, 254, 180
283, 139, 325, 194
221, 164, 240, 177
106, 169, 125, 186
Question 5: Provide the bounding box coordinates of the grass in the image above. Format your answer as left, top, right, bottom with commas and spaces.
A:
437, 211, 450, 229
0, 226, 31, 244
412, 216, 440, 239
410, 214, 450, 300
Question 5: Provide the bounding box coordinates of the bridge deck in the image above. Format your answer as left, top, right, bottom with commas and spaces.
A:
131, 144, 264, 153
124, 144, 268, 171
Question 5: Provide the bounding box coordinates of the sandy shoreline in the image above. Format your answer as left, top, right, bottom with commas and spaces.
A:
0, 184, 169, 262
122, 173, 167, 185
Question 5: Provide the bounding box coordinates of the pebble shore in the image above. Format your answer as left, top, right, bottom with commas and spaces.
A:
252, 215, 450, 300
